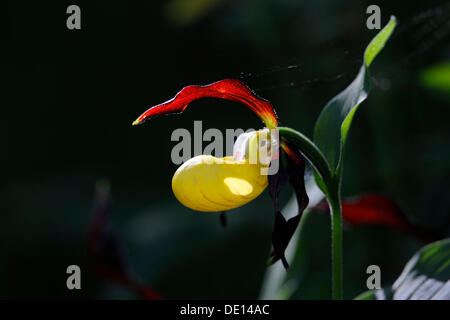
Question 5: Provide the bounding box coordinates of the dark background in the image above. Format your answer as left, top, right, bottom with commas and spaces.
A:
1, 0, 449, 299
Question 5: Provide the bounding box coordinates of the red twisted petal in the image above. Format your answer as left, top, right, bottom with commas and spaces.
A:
132, 79, 278, 129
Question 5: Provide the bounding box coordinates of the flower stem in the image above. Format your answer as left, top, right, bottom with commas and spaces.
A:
329, 192, 343, 300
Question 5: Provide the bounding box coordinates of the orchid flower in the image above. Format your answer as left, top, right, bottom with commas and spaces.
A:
132, 79, 312, 269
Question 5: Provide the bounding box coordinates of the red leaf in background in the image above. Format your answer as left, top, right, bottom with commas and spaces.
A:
341, 194, 409, 229
313, 194, 442, 243
132, 79, 278, 129
89, 181, 161, 300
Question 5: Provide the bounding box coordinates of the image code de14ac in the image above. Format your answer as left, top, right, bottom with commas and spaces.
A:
180, 304, 270, 317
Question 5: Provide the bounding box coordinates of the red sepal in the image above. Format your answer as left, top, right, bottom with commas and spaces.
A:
133, 79, 278, 129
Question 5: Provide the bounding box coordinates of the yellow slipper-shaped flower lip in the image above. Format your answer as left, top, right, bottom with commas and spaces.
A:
172, 128, 278, 212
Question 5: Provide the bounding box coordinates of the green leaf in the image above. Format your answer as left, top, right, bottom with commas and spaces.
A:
313, 16, 397, 176
364, 17, 397, 68
355, 238, 450, 300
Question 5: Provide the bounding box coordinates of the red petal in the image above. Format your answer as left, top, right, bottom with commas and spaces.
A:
280, 141, 303, 166
132, 79, 278, 129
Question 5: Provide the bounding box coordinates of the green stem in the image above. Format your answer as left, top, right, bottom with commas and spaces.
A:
329, 187, 343, 300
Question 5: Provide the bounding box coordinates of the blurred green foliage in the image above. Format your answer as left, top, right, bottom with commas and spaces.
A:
420, 62, 450, 93
1, 0, 449, 299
